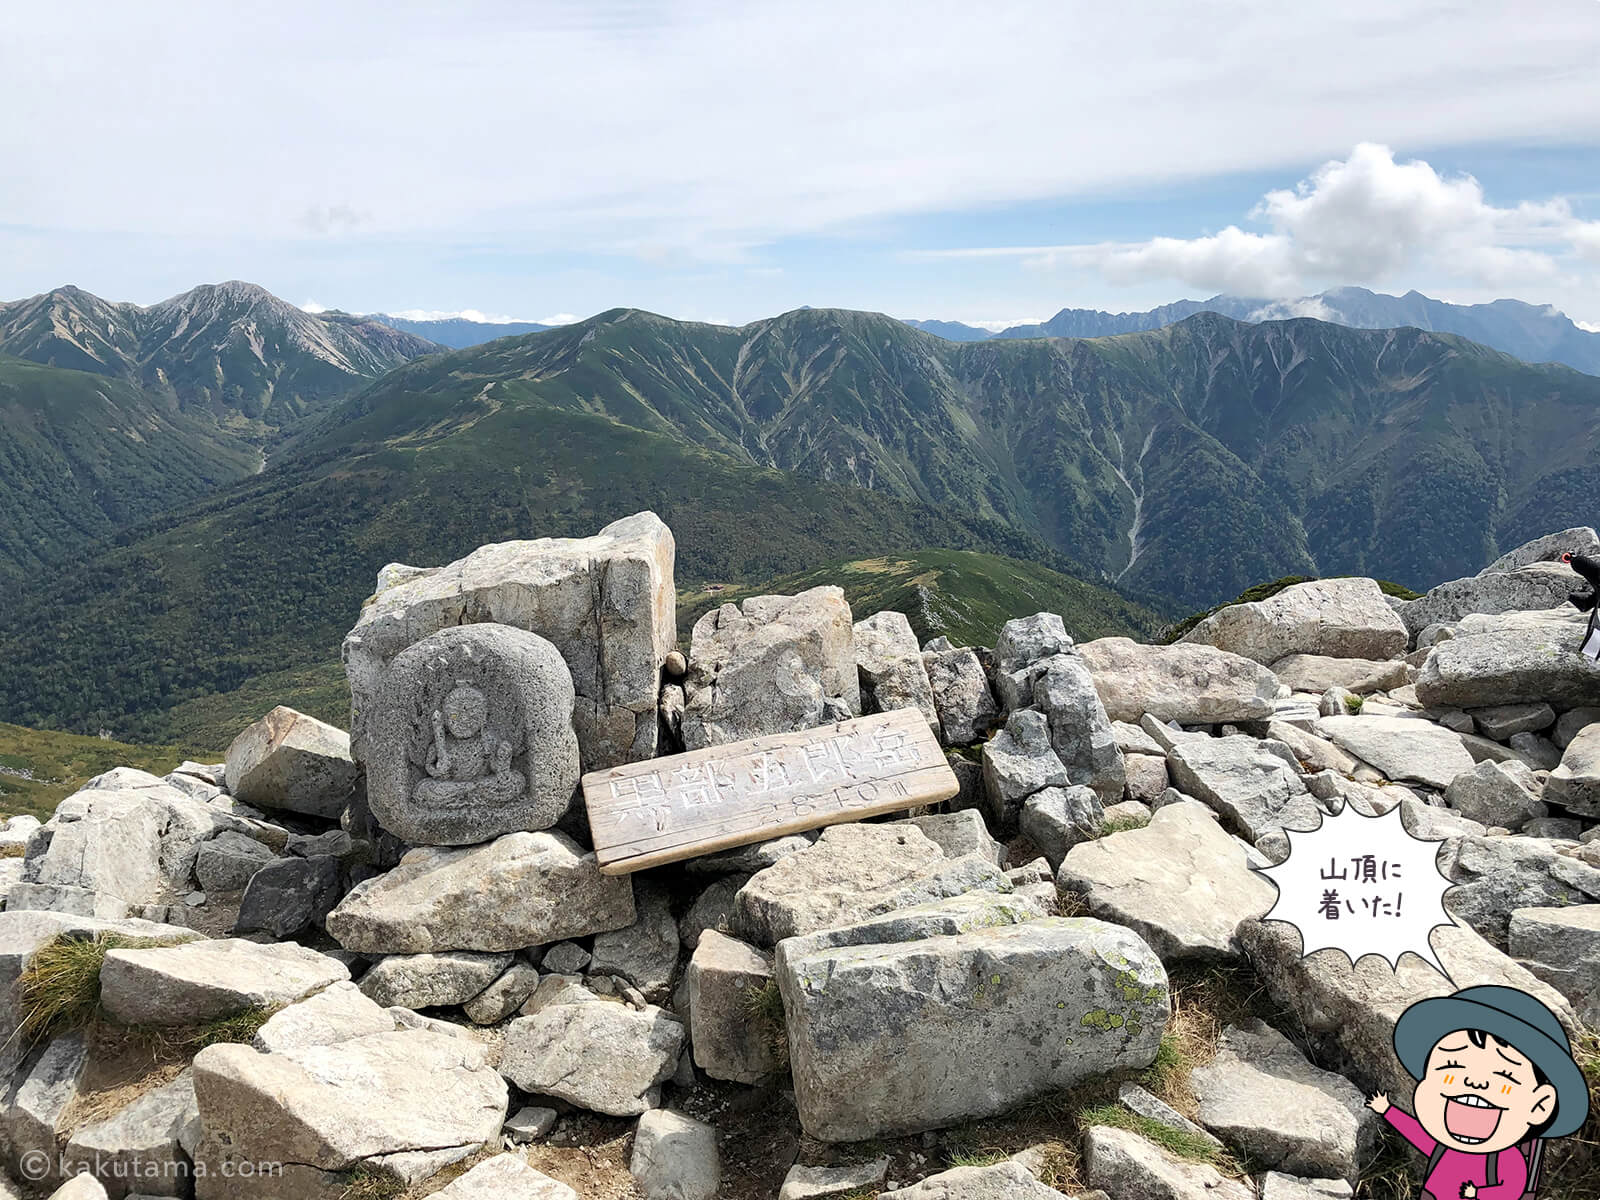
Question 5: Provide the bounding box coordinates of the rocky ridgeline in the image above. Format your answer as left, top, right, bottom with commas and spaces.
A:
0, 514, 1598, 1200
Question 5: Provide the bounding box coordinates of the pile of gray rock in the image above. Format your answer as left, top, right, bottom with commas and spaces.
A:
1, 516, 1598, 1200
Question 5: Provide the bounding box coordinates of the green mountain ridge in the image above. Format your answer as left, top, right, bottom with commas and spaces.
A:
0, 282, 443, 578
4, 302, 1597, 744
0, 354, 261, 584
293, 304, 1600, 605
0, 398, 1148, 743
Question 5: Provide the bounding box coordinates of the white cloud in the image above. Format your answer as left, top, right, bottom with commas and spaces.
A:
534, 313, 581, 326
968, 317, 1045, 332
1246, 297, 1339, 322
300, 299, 327, 313
1579, 320, 1600, 334
384, 308, 555, 324
917, 144, 1600, 298
3, 3, 1599, 261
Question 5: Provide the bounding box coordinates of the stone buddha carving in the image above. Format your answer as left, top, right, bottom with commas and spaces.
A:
366, 622, 580, 845
414, 680, 528, 808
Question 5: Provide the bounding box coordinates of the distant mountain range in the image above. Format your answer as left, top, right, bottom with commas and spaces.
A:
5, 300, 1599, 746
904, 287, 1600, 375
0, 282, 440, 580
0, 282, 439, 430
366, 313, 554, 348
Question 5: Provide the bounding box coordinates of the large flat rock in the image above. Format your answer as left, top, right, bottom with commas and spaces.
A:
893, 1161, 1062, 1199
732, 823, 1007, 947
192, 1028, 506, 1182
99, 938, 349, 1027
778, 916, 1168, 1141
326, 831, 635, 953
1060, 802, 1276, 961
425, 1154, 577, 1199
500, 997, 685, 1116
344, 512, 675, 772
1415, 622, 1600, 710
0, 910, 201, 1076
1162, 735, 1321, 842
1508, 904, 1600, 1024
1182, 578, 1407, 664
1076, 638, 1280, 725
1191, 1020, 1374, 1181
1400, 561, 1582, 638
1313, 715, 1475, 789
1270, 654, 1408, 696
1081, 1125, 1253, 1200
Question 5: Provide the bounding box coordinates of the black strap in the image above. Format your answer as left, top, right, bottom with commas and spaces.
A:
1486, 1149, 1499, 1188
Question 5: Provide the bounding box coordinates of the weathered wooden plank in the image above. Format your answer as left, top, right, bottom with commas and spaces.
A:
583, 709, 959, 874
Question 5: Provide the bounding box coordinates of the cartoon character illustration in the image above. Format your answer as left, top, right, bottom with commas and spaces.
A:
1366, 985, 1590, 1199
1561, 551, 1600, 660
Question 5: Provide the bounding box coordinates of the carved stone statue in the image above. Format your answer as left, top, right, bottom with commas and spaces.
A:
366, 623, 581, 845
416, 681, 526, 808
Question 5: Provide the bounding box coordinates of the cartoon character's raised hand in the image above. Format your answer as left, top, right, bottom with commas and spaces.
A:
1460, 1184, 1476, 1199
1366, 1092, 1390, 1115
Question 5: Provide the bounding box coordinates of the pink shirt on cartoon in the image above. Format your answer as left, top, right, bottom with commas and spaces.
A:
1385, 1107, 1528, 1200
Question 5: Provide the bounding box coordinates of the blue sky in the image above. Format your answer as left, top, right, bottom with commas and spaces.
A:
3, 2, 1599, 328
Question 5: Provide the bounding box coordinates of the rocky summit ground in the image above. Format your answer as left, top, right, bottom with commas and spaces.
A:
0, 515, 1598, 1200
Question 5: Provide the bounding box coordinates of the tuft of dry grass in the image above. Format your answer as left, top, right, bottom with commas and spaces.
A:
1137, 967, 1238, 1119
1055, 888, 1089, 919
0, 842, 27, 858
1554, 1025, 1600, 1200
15, 933, 183, 1045
744, 979, 789, 1068
339, 1166, 408, 1200
1019, 1139, 1079, 1191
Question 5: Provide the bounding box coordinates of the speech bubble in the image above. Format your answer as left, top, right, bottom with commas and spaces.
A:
1253, 801, 1458, 982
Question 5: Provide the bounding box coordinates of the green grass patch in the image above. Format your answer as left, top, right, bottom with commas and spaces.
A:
682, 548, 1163, 651
0, 721, 212, 821
1342, 693, 1365, 714
1100, 814, 1151, 836
131, 1006, 280, 1055
1140, 1030, 1189, 1096
1076, 1103, 1229, 1165
944, 1148, 1011, 1168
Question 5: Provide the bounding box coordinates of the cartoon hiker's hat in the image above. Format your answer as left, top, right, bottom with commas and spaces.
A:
1393, 985, 1591, 1138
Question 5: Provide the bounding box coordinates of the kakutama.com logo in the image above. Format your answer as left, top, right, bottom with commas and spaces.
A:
20, 1149, 284, 1184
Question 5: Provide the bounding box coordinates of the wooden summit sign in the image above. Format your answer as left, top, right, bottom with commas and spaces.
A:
583, 709, 959, 874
